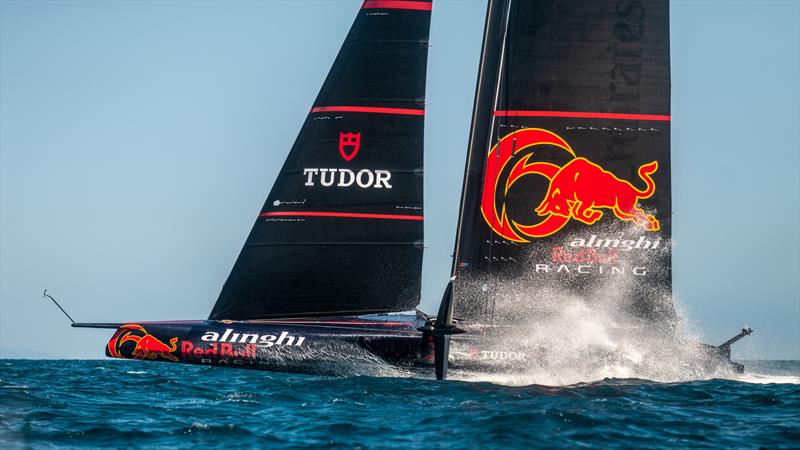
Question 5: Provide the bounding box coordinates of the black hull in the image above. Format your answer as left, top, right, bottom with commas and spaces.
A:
105, 316, 428, 376
105, 314, 747, 378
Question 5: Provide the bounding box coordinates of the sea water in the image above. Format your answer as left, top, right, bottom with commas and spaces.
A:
1, 360, 798, 448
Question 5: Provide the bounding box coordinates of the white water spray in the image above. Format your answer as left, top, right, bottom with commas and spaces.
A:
447, 222, 780, 386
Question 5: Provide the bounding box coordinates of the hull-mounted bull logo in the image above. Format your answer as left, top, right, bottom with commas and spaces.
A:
481, 128, 660, 242
339, 132, 361, 161
106, 324, 179, 362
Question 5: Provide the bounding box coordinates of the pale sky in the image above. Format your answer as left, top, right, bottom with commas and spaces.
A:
1, 0, 798, 359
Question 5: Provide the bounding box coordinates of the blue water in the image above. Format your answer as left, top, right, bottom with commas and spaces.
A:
1, 360, 798, 449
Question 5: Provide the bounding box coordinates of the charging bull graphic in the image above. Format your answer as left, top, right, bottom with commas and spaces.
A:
106, 324, 179, 362
481, 128, 660, 242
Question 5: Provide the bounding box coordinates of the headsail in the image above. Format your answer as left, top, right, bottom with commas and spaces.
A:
450, 0, 673, 325
211, 1, 433, 320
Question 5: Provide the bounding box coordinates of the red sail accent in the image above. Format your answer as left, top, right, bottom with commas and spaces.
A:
310, 106, 424, 116
494, 110, 671, 121
361, 1, 433, 11
261, 211, 423, 221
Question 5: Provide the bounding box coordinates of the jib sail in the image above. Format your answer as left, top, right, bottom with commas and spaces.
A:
450, 0, 673, 324
210, 0, 433, 320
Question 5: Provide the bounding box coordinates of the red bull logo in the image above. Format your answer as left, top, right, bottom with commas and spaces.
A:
107, 324, 179, 362
480, 128, 660, 242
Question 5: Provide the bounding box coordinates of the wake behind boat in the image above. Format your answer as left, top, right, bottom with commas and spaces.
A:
52, 0, 751, 380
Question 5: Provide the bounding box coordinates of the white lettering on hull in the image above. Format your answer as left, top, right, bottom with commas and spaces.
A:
201, 329, 305, 347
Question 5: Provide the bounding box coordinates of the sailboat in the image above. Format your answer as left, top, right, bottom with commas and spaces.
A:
56, 0, 750, 379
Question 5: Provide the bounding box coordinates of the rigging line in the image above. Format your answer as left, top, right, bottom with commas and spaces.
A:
42, 289, 75, 325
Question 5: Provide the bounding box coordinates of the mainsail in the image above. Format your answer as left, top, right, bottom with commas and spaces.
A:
450, 0, 673, 324
210, 0, 433, 320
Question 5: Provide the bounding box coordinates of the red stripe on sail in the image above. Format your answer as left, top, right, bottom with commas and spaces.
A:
362, 1, 433, 11
310, 106, 424, 116
261, 211, 424, 221
494, 110, 671, 121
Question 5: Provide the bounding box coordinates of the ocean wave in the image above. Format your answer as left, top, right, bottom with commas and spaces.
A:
0, 360, 798, 449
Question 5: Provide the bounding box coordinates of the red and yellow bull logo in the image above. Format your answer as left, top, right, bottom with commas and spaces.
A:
481, 128, 660, 242
107, 324, 179, 362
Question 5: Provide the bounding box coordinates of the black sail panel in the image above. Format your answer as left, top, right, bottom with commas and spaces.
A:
452, 0, 673, 324
210, 1, 432, 320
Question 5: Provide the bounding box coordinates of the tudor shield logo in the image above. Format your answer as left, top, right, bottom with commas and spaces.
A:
302, 130, 393, 189
339, 132, 361, 161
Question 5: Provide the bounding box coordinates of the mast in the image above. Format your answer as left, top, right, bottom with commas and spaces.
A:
450, 0, 511, 278
433, 0, 510, 381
